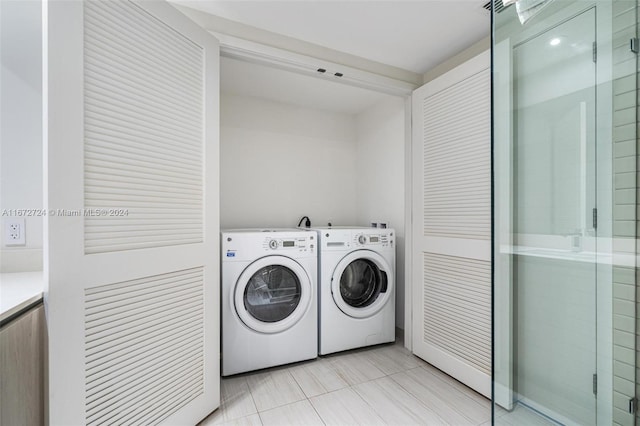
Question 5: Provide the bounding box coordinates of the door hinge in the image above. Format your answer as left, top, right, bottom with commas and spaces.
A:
592, 208, 597, 229
592, 373, 598, 395
630, 397, 638, 414
631, 37, 639, 54
592, 41, 597, 62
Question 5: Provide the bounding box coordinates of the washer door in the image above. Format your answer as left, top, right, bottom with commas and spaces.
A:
331, 250, 393, 319
234, 255, 312, 334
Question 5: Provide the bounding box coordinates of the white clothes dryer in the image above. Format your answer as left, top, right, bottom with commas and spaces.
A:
313, 227, 395, 355
221, 229, 317, 376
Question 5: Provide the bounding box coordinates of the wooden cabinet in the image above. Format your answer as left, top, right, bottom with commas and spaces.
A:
0, 303, 45, 426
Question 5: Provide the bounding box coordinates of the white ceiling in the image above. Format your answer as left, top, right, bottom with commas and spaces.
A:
173, 1, 490, 74
220, 56, 395, 114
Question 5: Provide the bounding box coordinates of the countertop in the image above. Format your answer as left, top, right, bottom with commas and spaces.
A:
1, 271, 44, 324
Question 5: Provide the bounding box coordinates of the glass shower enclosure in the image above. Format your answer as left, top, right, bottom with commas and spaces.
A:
493, 0, 638, 425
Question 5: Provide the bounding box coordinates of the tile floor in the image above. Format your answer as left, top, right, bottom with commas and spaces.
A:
199, 338, 556, 426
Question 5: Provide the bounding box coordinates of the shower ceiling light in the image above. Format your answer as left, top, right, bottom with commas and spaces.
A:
504, 0, 557, 24
550, 37, 561, 46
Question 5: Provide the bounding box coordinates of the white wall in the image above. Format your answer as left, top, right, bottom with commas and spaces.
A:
0, 0, 43, 272
220, 94, 358, 229
355, 97, 406, 328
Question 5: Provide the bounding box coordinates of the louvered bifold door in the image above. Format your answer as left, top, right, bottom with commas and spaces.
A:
411, 51, 491, 398
45, 1, 220, 424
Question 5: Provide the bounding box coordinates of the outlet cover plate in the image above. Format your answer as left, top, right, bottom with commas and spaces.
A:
4, 217, 26, 246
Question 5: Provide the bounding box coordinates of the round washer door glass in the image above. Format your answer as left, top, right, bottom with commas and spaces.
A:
234, 255, 312, 334
340, 259, 386, 308
331, 250, 393, 319
244, 265, 301, 322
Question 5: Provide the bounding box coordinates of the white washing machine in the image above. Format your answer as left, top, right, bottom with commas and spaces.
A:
313, 227, 395, 355
221, 229, 317, 376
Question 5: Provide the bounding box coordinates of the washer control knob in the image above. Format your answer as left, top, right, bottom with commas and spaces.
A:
358, 234, 367, 245
269, 239, 278, 249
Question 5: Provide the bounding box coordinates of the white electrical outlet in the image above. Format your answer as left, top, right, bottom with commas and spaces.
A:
4, 218, 26, 246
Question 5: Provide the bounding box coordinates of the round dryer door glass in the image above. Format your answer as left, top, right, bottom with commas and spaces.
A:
244, 265, 302, 322
340, 259, 387, 308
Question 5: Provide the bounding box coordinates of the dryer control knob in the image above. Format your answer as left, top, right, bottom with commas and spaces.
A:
358, 235, 366, 245
269, 239, 278, 249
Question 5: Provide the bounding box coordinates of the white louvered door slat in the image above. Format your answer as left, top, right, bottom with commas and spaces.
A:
412, 51, 492, 398
83, 0, 204, 255
45, 1, 220, 424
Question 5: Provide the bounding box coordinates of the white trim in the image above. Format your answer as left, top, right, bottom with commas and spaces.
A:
215, 33, 418, 97
234, 256, 312, 334
172, 3, 422, 86
403, 95, 413, 350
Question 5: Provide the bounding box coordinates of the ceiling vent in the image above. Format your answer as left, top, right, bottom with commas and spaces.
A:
483, 0, 510, 13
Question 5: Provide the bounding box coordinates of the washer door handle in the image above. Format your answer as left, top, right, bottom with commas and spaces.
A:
380, 271, 388, 293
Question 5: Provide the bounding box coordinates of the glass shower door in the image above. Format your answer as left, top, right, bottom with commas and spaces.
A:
494, 0, 639, 425
512, 8, 598, 424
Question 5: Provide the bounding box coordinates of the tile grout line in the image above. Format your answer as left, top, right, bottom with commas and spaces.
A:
256, 410, 265, 426
384, 367, 452, 425
221, 376, 261, 425
244, 375, 263, 424
305, 395, 328, 426
412, 364, 491, 424
348, 379, 391, 425
300, 347, 413, 425
289, 361, 330, 426
252, 370, 308, 415
288, 361, 325, 401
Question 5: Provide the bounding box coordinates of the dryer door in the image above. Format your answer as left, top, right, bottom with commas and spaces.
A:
331, 250, 394, 319
234, 255, 312, 334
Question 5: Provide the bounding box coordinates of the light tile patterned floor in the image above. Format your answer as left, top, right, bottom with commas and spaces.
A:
199, 338, 522, 426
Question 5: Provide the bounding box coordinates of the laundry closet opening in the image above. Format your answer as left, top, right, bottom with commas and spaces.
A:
219, 55, 408, 330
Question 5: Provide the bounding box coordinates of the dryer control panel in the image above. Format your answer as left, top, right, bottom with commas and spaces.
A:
263, 237, 310, 251
222, 230, 315, 261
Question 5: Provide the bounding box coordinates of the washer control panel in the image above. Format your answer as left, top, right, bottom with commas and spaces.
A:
353, 231, 393, 248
